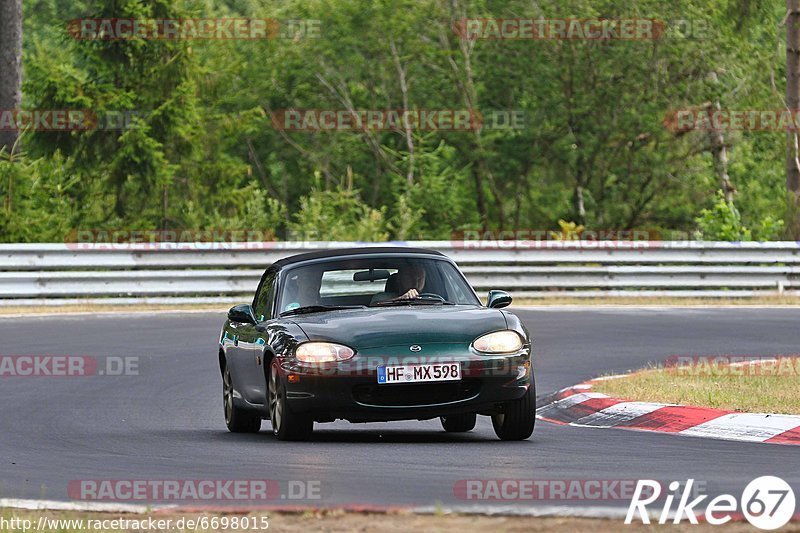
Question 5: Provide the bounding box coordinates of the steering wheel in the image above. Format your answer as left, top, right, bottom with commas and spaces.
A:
417, 293, 445, 302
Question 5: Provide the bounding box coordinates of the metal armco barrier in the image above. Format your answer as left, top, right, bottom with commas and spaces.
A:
0, 241, 799, 305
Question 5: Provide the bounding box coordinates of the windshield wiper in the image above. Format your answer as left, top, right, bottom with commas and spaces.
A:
280, 305, 365, 317
371, 297, 455, 307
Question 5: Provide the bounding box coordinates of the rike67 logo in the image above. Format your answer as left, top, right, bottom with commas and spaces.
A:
626, 476, 796, 530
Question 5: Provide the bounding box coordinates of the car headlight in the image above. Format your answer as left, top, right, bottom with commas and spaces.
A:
295, 342, 355, 363
472, 330, 524, 354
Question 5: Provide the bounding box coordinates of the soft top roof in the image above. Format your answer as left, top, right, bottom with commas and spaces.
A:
268, 246, 446, 271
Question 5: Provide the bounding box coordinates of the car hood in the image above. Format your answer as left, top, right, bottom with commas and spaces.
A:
287, 305, 508, 349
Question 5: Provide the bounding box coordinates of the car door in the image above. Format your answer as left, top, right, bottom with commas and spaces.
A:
238, 271, 277, 404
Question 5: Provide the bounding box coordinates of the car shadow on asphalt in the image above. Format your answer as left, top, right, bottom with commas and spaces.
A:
194, 428, 523, 444
301, 429, 497, 443
177, 428, 504, 444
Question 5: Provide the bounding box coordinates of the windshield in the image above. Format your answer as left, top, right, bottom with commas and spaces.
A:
277, 257, 480, 314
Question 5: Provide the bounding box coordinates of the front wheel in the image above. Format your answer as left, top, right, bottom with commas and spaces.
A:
269, 360, 313, 441
440, 413, 477, 432
223, 365, 261, 433
491, 383, 536, 441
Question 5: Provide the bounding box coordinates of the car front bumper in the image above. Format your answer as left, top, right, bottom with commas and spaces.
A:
277, 350, 532, 423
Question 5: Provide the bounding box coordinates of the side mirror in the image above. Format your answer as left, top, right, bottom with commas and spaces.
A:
487, 290, 512, 309
228, 304, 256, 324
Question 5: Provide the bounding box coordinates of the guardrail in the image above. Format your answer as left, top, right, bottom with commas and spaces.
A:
1, 241, 799, 305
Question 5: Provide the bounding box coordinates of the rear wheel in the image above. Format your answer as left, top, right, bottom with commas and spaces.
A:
491, 383, 536, 441
269, 360, 313, 441
440, 413, 477, 432
223, 365, 261, 433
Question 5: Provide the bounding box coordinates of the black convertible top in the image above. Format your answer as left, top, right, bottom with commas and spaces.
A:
269, 246, 446, 271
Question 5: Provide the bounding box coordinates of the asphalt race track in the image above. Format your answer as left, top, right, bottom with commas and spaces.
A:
1, 308, 799, 511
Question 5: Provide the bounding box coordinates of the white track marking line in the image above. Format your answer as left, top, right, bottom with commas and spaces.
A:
0, 498, 157, 513
588, 374, 628, 382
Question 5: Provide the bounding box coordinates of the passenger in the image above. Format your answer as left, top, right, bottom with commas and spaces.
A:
283, 272, 322, 311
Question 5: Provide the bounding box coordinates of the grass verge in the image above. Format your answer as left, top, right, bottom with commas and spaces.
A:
593, 358, 800, 415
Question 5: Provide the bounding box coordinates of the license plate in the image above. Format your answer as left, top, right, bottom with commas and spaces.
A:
377, 362, 462, 384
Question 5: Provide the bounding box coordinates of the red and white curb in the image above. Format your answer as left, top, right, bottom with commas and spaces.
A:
536, 377, 800, 445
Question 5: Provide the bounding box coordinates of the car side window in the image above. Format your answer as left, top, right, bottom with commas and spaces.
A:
253, 272, 277, 321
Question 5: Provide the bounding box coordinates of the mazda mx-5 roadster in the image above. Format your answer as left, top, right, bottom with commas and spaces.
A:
217, 247, 535, 441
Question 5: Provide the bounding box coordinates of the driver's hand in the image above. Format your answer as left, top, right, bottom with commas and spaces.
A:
397, 289, 420, 300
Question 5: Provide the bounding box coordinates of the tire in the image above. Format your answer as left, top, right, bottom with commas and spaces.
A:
269, 360, 313, 441
223, 364, 261, 433
491, 382, 536, 441
440, 413, 477, 432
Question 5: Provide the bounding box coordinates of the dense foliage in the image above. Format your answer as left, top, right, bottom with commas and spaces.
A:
0, 0, 793, 242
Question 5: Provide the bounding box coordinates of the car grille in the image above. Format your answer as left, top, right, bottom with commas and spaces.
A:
352, 380, 481, 407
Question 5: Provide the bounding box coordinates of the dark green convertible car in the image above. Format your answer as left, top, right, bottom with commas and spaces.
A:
218, 247, 535, 441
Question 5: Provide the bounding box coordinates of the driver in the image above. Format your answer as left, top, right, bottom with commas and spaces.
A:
395, 264, 426, 300
371, 265, 427, 304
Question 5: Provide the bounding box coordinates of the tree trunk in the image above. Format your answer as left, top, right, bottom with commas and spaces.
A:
787, 0, 800, 236
708, 107, 735, 203
573, 184, 586, 225
437, 0, 494, 231
0, 0, 23, 155
390, 40, 415, 186
707, 73, 736, 203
